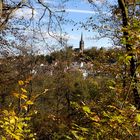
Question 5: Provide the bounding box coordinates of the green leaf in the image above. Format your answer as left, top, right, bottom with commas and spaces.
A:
3, 110, 9, 115
1, 136, 6, 140
109, 86, 115, 90
71, 130, 85, 140
82, 106, 91, 113
29, 133, 34, 138
135, 113, 140, 125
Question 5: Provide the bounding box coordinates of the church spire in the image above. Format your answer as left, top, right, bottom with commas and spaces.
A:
79, 33, 84, 53
81, 33, 83, 42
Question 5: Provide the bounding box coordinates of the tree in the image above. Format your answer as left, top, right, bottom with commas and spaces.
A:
82, 0, 140, 109
118, 0, 140, 109
0, 0, 66, 57
0, 0, 25, 30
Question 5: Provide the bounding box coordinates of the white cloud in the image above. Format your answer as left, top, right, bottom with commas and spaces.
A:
65, 9, 97, 14
44, 0, 56, 4
68, 35, 79, 40
64, 8, 111, 16
14, 8, 38, 19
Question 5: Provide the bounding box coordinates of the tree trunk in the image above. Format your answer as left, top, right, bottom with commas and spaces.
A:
118, 0, 140, 109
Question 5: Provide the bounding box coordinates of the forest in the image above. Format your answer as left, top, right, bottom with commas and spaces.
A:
0, 0, 140, 140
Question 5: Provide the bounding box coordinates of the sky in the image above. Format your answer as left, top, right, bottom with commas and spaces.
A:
61, 0, 110, 48
13, 0, 117, 54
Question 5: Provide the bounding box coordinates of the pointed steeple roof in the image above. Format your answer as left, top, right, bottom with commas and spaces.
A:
79, 33, 84, 54
80, 33, 84, 43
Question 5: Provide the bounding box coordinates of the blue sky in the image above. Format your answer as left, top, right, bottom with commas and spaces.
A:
14, 0, 117, 54
57, 0, 116, 49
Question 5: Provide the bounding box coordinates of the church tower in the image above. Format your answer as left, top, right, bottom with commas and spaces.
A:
79, 33, 84, 53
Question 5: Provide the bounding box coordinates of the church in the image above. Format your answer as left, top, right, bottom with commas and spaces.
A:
74, 33, 84, 54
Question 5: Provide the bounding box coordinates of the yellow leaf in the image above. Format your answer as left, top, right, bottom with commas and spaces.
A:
26, 100, 33, 105
13, 93, 19, 98
82, 106, 91, 113
20, 94, 27, 100
22, 105, 27, 111
25, 80, 30, 84
109, 86, 115, 90
11, 110, 16, 116
21, 88, 27, 93
3, 110, 9, 115
10, 118, 15, 124
2, 136, 6, 140
90, 115, 100, 122
135, 113, 140, 125
18, 80, 24, 86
